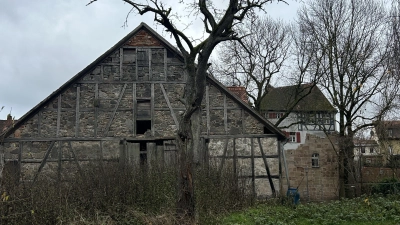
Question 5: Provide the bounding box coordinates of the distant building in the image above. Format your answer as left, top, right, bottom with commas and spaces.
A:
260, 84, 337, 150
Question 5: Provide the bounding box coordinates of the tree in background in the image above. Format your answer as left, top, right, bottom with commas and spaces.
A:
212, 16, 291, 112
88, 0, 288, 222
297, 0, 399, 198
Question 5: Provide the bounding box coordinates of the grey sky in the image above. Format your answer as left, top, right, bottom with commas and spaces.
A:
0, 0, 299, 119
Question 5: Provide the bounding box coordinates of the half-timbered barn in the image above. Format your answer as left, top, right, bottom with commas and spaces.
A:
0, 23, 286, 197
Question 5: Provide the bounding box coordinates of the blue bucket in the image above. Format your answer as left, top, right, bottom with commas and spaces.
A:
287, 187, 300, 204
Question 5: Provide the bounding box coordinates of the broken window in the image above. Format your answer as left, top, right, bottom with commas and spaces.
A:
136, 99, 151, 135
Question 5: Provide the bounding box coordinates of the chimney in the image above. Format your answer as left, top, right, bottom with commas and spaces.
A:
227, 86, 248, 103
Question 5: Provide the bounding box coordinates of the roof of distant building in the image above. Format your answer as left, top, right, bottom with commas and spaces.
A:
260, 83, 336, 112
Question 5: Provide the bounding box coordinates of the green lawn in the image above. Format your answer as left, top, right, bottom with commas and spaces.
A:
218, 195, 400, 225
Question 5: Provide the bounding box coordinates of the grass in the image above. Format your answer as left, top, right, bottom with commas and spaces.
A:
219, 195, 400, 225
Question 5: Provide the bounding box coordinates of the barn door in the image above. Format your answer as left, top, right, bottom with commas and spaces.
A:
164, 140, 177, 165
126, 142, 140, 165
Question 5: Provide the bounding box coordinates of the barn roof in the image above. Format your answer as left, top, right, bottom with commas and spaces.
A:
260, 84, 336, 112
1, 22, 286, 141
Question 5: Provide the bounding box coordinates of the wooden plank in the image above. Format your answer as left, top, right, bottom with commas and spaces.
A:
218, 138, 229, 175
224, 94, 228, 133
147, 142, 156, 167
94, 83, 99, 137
206, 85, 210, 135
251, 138, 255, 197
257, 137, 276, 195
151, 83, 155, 136
56, 95, 61, 137
33, 141, 55, 183
75, 85, 80, 137
160, 83, 178, 126
133, 83, 136, 136
104, 83, 127, 136
127, 142, 140, 165
119, 139, 127, 166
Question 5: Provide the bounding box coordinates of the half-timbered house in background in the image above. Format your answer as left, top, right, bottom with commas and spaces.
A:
0, 23, 286, 197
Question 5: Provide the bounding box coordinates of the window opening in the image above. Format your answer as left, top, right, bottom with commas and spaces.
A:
369, 148, 374, 154
361, 147, 366, 154
136, 120, 151, 134
289, 132, 296, 142
312, 153, 319, 168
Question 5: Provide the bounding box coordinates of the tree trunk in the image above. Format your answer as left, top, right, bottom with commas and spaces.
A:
176, 57, 206, 223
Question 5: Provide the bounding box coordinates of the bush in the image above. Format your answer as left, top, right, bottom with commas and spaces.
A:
371, 178, 400, 195
0, 160, 254, 224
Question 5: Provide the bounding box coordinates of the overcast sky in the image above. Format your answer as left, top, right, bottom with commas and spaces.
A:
0, 0, 300, 120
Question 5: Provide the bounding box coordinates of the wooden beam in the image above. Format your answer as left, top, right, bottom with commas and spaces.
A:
56, 95, 61, 137
135, 48, 138, 80
149, 48, 152, 80
201, 134, 277, 139
75, 85, 80, 137
160, 83, 178, 126
119, 48, 123, 81
33, 141, 55, 183
224, 94, 228, 134
251, 138, 256, 197
151, 83, 155, 136
257, 137, 276, 195
218, 138, 229, 175
210, 155, 279, 159
164, 48, 167, 82
38, 111, 42, 136
206, 85, 210, 135
58, 141, 62, 182
133, 83, 136, 136
94, 83, 99, 137
233, 138, 237, 176
3, 136, 176, 142
68, 141, 83, 177
18, 142, 22, 180
104, 83, 127, 136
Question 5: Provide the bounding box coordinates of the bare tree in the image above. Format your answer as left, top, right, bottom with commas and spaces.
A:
212, 16, 291, 111
88, 0, 288, 221
297, 0, 398, 198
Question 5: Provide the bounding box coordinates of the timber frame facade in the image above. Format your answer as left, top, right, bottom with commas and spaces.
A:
0, 23, 286, 197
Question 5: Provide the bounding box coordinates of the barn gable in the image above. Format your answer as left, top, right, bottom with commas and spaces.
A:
1, 23, 284, 197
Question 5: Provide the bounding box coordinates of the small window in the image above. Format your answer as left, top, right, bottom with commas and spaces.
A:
136, 120, 151, 134
289, 132, 296, 142
361, 147, 366, 154
312, 153, 319, 168
369, 148, 374, 154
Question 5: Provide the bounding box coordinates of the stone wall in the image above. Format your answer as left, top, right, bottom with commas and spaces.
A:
281, 134, 339, 201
